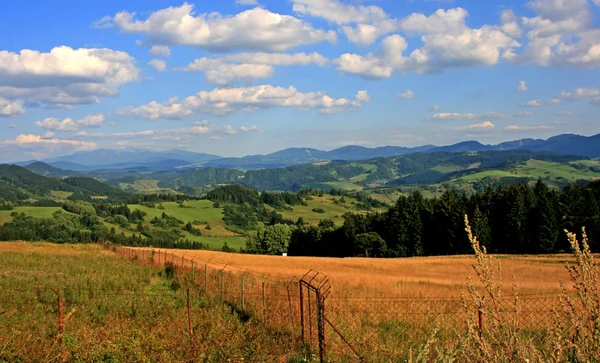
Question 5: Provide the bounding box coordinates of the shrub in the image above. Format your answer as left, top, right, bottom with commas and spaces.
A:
312, 208, 326, 214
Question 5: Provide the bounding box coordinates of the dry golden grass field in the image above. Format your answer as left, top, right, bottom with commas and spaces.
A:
140, 247, 578, 297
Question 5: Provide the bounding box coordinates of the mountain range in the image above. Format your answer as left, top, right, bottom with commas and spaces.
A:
11, 133, 600, 172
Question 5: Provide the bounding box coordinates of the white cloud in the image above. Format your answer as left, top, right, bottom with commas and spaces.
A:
430, 111, 533, 120
148, 59, 167, 72
355, 90, 370, 102
500, 9, 522, 37
97, 3, 336, 52
0, 46, 139, 106
291, 0, 398, 45
431, 104, 440, 111
400, 8, 468, 35
182, 52, 328, 84
183, 58, 274, 85
520, 99, 542, 107
397, 90, 415, 99
236, 0, 258, 4
118, 85, 369, 118
35, 114, 105, 131
240, 125, 263, 132
517, 80, 529, 92
149, 45, 171, 57
219, 52, 329, 66
0, 97, 25, 117
210, 136, 220, 140
549, 98, 562, 104
559, 87, 600, 100
0, 134, 97, 151
515, 0, 600, 68
335, 10, 519, 79
453, 121, 496, 130
504, 124, 553, 131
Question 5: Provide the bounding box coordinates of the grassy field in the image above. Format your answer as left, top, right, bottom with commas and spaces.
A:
0, 242, 300, 362
277, 196, 382, 225
129, 200, 246, 249
459, 159, 600, 182
0, 206, 63, 224
153, 248, 575, 297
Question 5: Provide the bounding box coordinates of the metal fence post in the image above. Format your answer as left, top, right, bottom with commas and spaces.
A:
262, 281, 266, 319
241, 273, 245, 311
220, 269, 225, 303
187, 288, 195, 355
317, 290, 326, 362
299, 281, 305, 344
204, 264, 208, 292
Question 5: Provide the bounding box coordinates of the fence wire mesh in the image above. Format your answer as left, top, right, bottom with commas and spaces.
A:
2, 245, 582, 362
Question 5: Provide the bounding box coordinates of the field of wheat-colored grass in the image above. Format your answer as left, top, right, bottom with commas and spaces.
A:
143, 248, 577, 298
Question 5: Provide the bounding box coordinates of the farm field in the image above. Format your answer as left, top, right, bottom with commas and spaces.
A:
141, 247, 576, 297
0, 242, 300, 362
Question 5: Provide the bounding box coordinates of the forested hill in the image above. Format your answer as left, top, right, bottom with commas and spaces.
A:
0, 164, 129, 202
149, 150, 595, 192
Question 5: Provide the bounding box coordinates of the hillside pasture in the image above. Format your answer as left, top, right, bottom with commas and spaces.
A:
0, 206, 63, 224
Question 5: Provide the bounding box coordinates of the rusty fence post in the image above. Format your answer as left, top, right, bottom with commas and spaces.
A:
241, 273, 245, 311
299, 281, 305, 344
204, 264, 208, 293
220, 269, 225, 303
262, 281, 266, 319
317, 290, 326, 363
187, 288, 195, 355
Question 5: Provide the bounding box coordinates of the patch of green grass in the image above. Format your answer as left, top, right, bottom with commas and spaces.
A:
0, 242, 298, 362
323, 181, 364, 191
50, 190, 73, 199
431, 164, 463, 173
277, 196, 379, 225
129, 200, 224, 223
0, 206, 63, 224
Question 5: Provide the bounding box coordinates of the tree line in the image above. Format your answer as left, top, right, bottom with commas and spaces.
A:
248, 180, 600, 257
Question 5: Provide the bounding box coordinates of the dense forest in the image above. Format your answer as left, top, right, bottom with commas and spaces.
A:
250, 180, 600, 257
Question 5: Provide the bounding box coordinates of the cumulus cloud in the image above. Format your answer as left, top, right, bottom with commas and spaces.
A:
97, 3, 336, 52
149, 45, 171, 57
148, 59, 167, 72
0, 134, 97, 151
118, 85, 369, 118
520, 99, 542, 107
334, 8, 519, 79
515, 0, 600, 68
292, 0, 398, 45
35, 114, 105, 131
240, 125, 263, 132
517, 80, 529, 92
0, 97, 25, 117
182, 52, 328, 84
429, 111, 533, 121
453, 121, 496, 130
558, 87, 600, 100
0, 46, 139, 106
397, 90, 415, 99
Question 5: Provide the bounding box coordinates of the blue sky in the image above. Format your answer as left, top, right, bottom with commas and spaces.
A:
1, 0, 599, 160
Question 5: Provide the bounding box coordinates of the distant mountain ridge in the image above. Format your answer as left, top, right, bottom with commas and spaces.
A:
9, 133, 600, 172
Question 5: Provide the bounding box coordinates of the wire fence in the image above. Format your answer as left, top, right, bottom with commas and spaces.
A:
2, 245, 579, 362
111, 246, 580, 362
